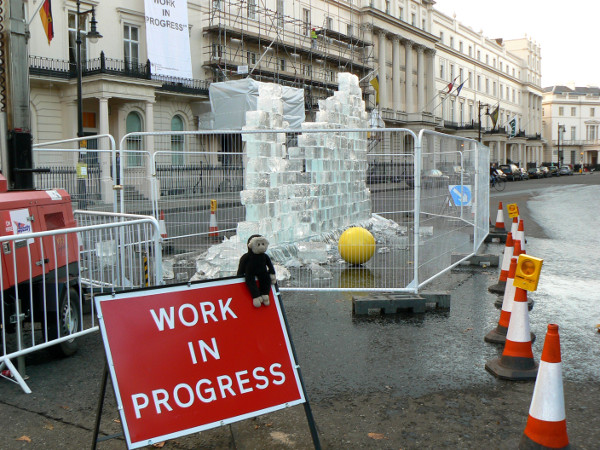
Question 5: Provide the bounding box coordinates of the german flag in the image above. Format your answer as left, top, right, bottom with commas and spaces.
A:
40, 0, 54, 44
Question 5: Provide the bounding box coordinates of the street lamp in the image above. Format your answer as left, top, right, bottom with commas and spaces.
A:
557, 124, 565, 166
76, 2, 102, 139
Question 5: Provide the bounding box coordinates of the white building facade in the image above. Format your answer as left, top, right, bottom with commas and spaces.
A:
16, 0, 542, 167
542, 85, 600, 168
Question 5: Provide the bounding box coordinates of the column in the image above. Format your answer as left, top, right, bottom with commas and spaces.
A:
404, 40, 413, 114
392, 36, 401, 112
98, 97, 113, 203
426, 49, 436, 115
416, 46, 425, 115
378, 31, 387, 109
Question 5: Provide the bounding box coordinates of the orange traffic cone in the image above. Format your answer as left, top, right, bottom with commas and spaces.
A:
510, 216, 519, 237
159, 210, 167, 239
485, 258, 517, 344
494, 201, 506, 232
519, 324, 570, 449
209, 210, 219, 237
516, 218, 526, 254
485, 286, 538, 380
489, 232, 514, 294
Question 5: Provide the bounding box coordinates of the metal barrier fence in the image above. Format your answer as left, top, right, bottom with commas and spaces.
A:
0, 211, 162, 393
31, 129, 489, 294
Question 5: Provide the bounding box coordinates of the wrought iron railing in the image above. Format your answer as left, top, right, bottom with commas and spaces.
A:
155, 164, 244, 196
29, 53, 209, 95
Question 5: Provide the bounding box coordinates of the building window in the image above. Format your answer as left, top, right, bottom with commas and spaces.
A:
468, 72, 472, 87
411, 13, 416, 26
468, 46, 472, 57
571, 126, 576, 140
493, 58, 496, 67
123, 25, 139, 69
459, 68, 463, 82
493, 81, 497, 96
571, 107, 576, 116
439, 31, 444, 44
303, 8, 311, 35
347, 23, 353, 36
302, 64, 312, 77
450, 36, 454, 48
171, 115, 184, 166
212, 43, 224, 58
485, 54, 489, 65
126, 112, 143, 167
485, 78, 489, 94
477, 75, 481, 91
68, 11, 88, 64
591, 107, 596, 117
459, 102, 464, 124
468, 104, 473, 122
247, 51, 256, 65
500, 84, 503, 99
247, 0, 256, 19
385, 0, 390, 14
587, 125, 597, 141
500, 61, 503, 71
399, 7, 404, 20
477, 50, 481, 60
280, 58, 286, 71
459, 41, 463, 52
422, 18, 426, 30
440, 63, 444, 79
450, 64, 454, 81
326, 16, 333, 30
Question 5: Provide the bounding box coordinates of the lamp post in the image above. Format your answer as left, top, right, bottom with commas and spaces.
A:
557, 124, 565, 166
76, 2, 102, 139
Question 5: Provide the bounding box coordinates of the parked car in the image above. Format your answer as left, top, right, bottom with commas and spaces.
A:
538, 166, 550, 178
519, 168, 529, 180
421, 169, 450, 189
499, 164, 522, 181
494, 168, 508, 180
547, 165, 561, 176
559, 166, 573, 176
527, 167, 543, 179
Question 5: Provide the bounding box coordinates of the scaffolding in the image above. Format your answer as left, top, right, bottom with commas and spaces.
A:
201, 0, 373, 115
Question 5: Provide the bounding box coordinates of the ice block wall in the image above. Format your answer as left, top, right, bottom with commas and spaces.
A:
237, 73, 372, 245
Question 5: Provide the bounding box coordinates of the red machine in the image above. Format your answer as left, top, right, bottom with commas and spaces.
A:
0, 174, 81, 356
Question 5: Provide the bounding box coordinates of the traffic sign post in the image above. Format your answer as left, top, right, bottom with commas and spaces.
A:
93, 278, 319, 449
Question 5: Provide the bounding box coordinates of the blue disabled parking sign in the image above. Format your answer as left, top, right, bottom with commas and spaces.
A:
449, 185, 472, 206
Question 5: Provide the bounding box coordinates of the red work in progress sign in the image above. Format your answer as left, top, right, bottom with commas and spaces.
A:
95, 278, 305, 449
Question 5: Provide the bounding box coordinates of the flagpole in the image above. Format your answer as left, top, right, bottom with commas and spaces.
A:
27, 0, 46, 26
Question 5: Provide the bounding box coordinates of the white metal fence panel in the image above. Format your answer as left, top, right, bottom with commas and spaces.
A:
415, 130, 489, 288
0, 212, 162, 392
32, 135, 118, 212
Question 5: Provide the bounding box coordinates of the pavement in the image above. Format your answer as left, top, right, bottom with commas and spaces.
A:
1, 174, 599, 449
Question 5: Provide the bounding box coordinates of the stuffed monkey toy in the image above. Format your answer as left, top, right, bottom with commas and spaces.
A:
237, 235, 277, 307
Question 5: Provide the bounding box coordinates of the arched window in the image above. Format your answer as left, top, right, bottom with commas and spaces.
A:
171, 115, 184, 165
126, 112, 142, 166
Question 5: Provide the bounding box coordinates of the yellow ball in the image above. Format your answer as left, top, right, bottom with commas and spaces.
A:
338, 227, 376, 265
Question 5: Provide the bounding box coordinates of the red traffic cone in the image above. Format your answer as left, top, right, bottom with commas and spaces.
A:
510, 216, 519, 237
489, 232, 514, 294
494, 201, 506, 232
485, 286, 538, 380
159, 210, 167, 239
519, 324, 570, 449
516, 218, 526, 254
485, 258, 517, 344
209, 210, 219, 237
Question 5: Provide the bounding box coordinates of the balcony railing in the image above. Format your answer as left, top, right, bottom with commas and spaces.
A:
29, 52, 209, 96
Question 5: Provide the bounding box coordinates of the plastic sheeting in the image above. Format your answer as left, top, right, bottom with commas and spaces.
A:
209, 78, 305, 129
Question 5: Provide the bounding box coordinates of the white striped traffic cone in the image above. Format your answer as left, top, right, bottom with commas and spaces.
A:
510, 216, 519, 238
485, 286, 538, 380
519, 324, 570, 449
485, 258, 517, 344
159, 210, 167, 239
494, 201, 506, 232
516, 218, 526, 254
489, 232, 514, 294
209, 210, 219, 237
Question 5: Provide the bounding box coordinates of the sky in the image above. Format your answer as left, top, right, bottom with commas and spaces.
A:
433, 0, 599, 88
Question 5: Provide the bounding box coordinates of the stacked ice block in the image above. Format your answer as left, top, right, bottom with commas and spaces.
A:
237, 74, 371, 245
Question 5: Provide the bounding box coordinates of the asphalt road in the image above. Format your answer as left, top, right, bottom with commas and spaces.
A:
0, 172, 598, 449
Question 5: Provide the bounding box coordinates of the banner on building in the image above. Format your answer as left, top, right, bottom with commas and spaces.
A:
144, 0, 193, 79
